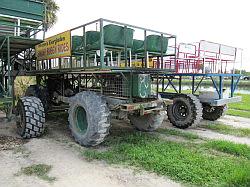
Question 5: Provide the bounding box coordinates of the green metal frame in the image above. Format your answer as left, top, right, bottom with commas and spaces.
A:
31, 18, 177, 75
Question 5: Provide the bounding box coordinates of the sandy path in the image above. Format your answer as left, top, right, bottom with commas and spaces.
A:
218, 115, 250, 129
163, 115, 250, 145
0, 138, 180, 187
188, 128, 250, 145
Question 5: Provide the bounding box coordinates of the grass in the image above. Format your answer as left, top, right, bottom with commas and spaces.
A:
83, 131, 250, 187
227, 109, 250, 118
205, 140, 250, 160
157, 128, 200, 140
229, 94, 250, 112
16, 164, 56, 182
201, 122, 250, 138
227, 93, 250, 118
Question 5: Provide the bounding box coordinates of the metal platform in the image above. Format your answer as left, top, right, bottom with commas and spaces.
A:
33, 18, 177, 74
0, 35, 43, 56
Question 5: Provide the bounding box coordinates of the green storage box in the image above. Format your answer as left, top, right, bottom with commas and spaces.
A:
132, 74, 151, 98
123, 74, 151, 98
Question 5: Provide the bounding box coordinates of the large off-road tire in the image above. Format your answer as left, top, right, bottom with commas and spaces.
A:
167, 94, 202, 129
16, 97, 46, 138
25, 85, 49, 112
129, 111, 166, 132
68, 91, 111, 147
202, 104, 227, 121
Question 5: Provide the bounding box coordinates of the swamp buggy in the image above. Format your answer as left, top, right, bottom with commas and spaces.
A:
0, 1, 242, 147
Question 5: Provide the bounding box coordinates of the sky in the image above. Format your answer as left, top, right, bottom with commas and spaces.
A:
47, 0, 250, 71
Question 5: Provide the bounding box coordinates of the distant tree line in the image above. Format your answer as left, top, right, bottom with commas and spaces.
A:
234, 69, 250, 76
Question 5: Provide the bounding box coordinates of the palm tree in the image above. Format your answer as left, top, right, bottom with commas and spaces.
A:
43, 0, 59, 30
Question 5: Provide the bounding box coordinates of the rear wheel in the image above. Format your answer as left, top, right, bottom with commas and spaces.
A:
16, 97, 46, 138
167, 94, 202, 129
68, 91, 111, 147
129, 111, 165, 132
202, 104, 227, 121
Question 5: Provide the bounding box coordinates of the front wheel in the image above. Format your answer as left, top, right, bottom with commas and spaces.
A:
167, 94, 202, 129
68, 91, 111, 147
16, 97, 46, 138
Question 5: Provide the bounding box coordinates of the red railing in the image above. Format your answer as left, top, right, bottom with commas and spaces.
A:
154, 40, 241, 74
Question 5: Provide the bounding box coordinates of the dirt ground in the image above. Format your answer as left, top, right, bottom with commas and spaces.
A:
0, 112, 249, 187
0, 112, 181, 187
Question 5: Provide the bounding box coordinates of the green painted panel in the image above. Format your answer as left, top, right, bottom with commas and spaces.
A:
132, 74, 151, 98
0, 0, 44, 21
123, 74, 151, 98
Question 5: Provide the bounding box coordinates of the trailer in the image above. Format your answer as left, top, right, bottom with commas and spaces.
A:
0, 1, 242, 147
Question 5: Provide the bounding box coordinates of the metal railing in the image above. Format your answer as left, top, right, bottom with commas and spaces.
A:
36, 18, 177, 73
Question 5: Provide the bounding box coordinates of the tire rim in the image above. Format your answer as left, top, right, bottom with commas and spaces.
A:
75, 106, 88, 134
172, 101, 189, 120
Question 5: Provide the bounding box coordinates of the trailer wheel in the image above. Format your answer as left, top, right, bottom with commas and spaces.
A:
167, 94, 202, 129
202, 104, 227, 121
16, 97, 46, 138
129, 111, 165, 132
68, 91, 111, 147
25, 85, 49, 112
